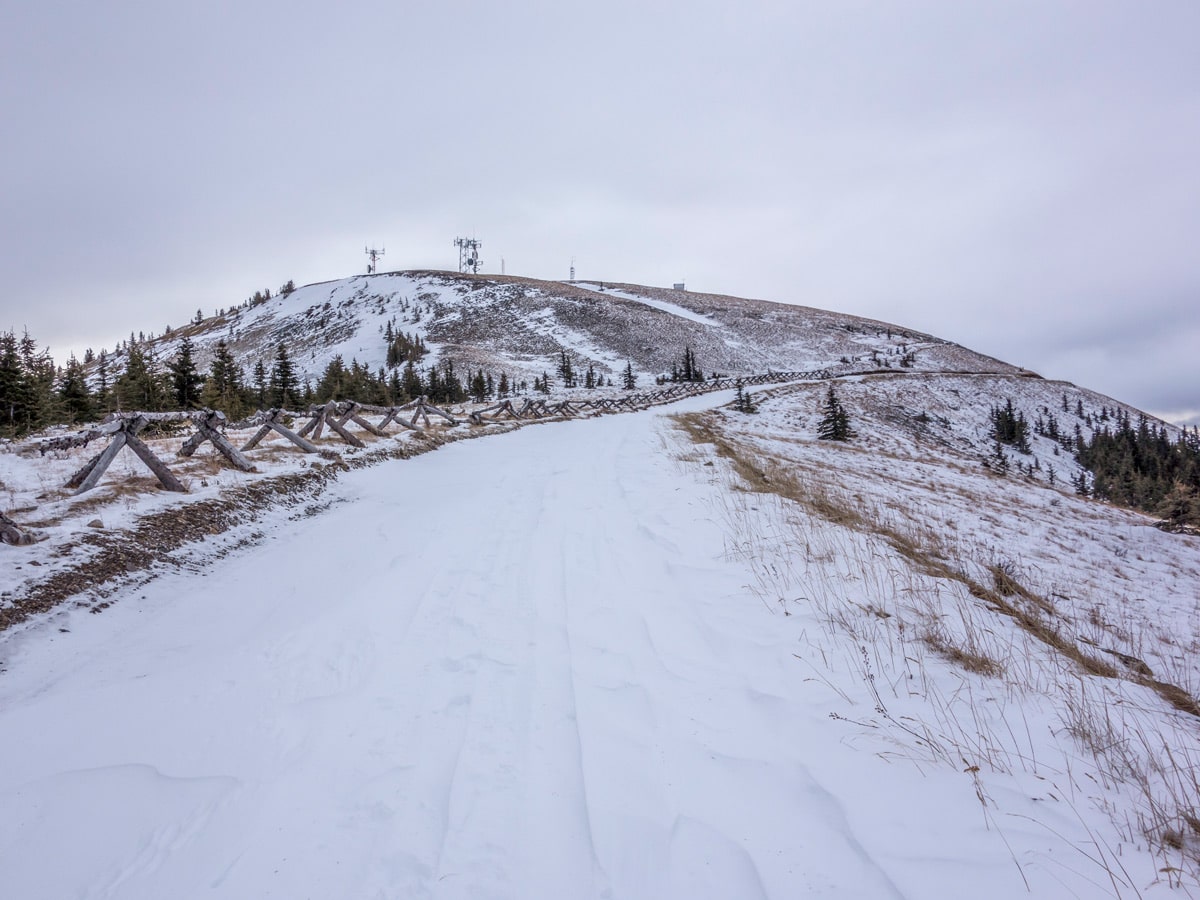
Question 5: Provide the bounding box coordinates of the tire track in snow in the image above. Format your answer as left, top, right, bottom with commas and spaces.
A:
0, 394, 922, 899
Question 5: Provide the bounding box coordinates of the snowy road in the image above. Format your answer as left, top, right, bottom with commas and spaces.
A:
0, 398, 1054, 899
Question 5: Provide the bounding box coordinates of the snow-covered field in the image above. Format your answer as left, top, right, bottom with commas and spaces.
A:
2, 387, 1197, 898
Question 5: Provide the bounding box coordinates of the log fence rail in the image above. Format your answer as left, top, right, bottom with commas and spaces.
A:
20, 369, 829, 500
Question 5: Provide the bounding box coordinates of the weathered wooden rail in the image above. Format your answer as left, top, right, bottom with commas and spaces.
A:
469, 370, 829, 424
15, 370, 828, 502
46, 411, 252, 495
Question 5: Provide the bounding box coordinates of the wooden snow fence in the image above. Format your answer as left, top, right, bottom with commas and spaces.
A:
466, 369, 830, 426
353, 396, 460, 433
240, 409, 325, 455
296, 397, 460, 445
20, 369, 832, 500
47, 411, 255, 495
238, 397, 461, 456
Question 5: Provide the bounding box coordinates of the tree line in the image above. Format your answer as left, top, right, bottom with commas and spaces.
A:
0, 328, 620, 437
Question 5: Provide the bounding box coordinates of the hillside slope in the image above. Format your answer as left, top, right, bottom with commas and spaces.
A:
4, 393, 1196, 898
121, 271, 1028, 388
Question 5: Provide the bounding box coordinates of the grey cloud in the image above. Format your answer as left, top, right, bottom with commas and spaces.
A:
2, 1, 1198, 423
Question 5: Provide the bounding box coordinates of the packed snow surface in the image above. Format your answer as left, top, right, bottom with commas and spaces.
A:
0, 392, 1194, 898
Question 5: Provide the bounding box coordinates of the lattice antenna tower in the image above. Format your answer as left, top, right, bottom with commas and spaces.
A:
454, 236, 482, 274
570, 257, 576, 281
365, 245, 385, 274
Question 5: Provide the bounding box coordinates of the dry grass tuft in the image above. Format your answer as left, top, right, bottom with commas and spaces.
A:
672, 406, 1200, 883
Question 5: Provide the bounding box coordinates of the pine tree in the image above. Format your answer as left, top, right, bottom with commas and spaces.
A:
200, 340, 245, 417
402, 359, 422, 400
498, 372, 510, 398
167, 336, 205, 409
622, 362, 637, 391
816, 385, 854, 441
270, 343, 299, 409
315, 356, 348, 402
680, 346, 703, 383
56, 355, 95, 423
470, 370, 488, 403
115, 343, 165, 411
16, 330, 55, 429
989, 399, 1031, 453
94, 350, 111, 412
557, 350, 575, 388
252, 360, 269, 409
0, 331, 30, 435
734, 384, 757, 414
986, 439, 1011, 475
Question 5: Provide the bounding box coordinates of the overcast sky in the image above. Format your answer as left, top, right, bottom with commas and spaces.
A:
3, 1, 1197, 424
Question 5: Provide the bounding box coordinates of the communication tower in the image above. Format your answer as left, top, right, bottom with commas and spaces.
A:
570, 257, 576, 281
454, 237, 482, 274
365, 246, 385, 274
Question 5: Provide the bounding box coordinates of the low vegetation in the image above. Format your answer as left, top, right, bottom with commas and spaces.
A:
674, 389, 1200, 891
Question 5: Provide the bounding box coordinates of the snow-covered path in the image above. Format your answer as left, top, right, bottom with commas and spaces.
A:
0, 398, 1091, 899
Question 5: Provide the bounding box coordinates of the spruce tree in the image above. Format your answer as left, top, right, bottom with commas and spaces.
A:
316, 356, 348, 402
622, 362, 637, 390
557, 350, 575, 388
57, 355, 95, 423
201, 340, 244, 416
816, 385, 854, 441
167, 336, 205, 409
470, 370, 487, 403
270, 343, 299, 409
402, 359, 422, 400
0, 331, 26, 435
252, 360, 268, 409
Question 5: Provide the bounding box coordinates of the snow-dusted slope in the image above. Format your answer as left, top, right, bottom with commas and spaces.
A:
116, 271, 1027, 390
1, 393, 1195, 898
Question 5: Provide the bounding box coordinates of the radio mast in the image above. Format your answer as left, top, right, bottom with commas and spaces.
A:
365, 246, 385, 274
454, 237, 482, 274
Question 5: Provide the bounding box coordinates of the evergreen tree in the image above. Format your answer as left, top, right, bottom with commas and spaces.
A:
470, 370, 488, 403
557, 350, 575, 388
56, 355, 95, 423
402, 359, 423, 400
252, 360, 269, 409
17, 330, 55, 429
0, 331, 31, 435
989, 399, 1031, 453
498, 372, 510, 398
270, 343, 299, 409
167, 336, 205, 409
816, 385, 855, 441
680, 346, 703, 383
315, 355, 349, 402
986, 439, 1011, 475
621, 362, 637, 390
734, 384, 757, 414
94, 350, 111, 412
200, 340, 245, 416
114, 343, 165, 411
